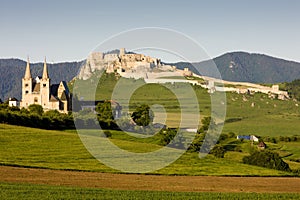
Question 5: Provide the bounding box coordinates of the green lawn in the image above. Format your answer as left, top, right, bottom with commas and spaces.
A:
1, 182, 300, 200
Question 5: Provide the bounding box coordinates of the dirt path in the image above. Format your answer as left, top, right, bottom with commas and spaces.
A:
1, 166, 300, 193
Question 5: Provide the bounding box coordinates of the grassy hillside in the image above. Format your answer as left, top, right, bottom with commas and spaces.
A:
71, 73, 300, 136
0, 124, 299, 176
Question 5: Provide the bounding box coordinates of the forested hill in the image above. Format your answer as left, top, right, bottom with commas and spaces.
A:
172, 52, 300, 83
0, 59, 83, 101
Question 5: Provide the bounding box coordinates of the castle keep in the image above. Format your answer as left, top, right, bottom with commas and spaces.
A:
20, 58, 71, 113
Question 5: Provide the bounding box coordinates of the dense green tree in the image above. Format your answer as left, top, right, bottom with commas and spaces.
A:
211, 145, 226, 158
96, 101, 114, 127
28, 104, 44, 115
131, 104, 154, 126
283, 79, 300, 100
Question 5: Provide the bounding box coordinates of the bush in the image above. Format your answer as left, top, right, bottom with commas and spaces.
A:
0, 106, 75, 130
210, 145, 226, 158
270, 137, 277, 144
103, 130, 112, 138
243, 150, 291, 172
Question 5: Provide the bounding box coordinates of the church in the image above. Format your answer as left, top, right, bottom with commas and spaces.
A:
20, 58, 71, 113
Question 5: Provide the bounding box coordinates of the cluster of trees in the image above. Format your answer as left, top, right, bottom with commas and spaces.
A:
243, 150, 291, 172
263, 135, 300, 144
282, 79, 300, 100
0, 104, 74, 130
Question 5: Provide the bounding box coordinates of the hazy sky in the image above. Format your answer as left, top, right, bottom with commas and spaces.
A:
0, 0, 299, 63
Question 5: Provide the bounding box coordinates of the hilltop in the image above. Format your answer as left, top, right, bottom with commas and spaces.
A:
172, 52, 300, 83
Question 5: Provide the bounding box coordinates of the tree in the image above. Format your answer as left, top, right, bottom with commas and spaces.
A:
131, 104, 154, 126
96, 101, 114, 127
211, 145, 226, 158
28, 104, 44, 115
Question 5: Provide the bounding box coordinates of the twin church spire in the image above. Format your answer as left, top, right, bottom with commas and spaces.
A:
24, 57, 31, 79
42, 57, 49, 79
24, 57, 49, 80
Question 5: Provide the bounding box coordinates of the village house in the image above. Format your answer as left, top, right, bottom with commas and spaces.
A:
8, 97, 19, 107
237, 135, 259, 142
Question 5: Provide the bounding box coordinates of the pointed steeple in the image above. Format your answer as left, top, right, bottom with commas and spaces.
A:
24, 56, 32, 79
42, 57, 49, 79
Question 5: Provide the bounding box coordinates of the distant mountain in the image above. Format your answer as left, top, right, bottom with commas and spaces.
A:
171, 52, 300, 83
0, 59, 83, 101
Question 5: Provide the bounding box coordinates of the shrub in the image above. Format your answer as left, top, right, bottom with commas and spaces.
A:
211, 145, 226, 158
103, 130, 112, 138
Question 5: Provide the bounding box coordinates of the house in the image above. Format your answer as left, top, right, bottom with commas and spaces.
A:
258, 141, 266, 149
77, 100, 122, 119
8, 97, 19, 107
237, 135, 259, 142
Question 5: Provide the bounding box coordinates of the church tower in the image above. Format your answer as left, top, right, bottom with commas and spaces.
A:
21, 57, 33, 107
40, 57, 50, 108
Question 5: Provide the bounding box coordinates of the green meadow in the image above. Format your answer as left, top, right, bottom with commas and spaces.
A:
0, 123, 299, 175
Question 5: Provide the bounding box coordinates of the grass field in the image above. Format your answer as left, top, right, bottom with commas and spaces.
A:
71, 73, 300, 136
0, 123, 298, 176
1, 182, 300, 200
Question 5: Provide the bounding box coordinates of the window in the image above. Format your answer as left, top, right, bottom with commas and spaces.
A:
25, 91, 29, 94
34, 97, 38, 103
43, 84, 47, 87
25, 84, 29, 87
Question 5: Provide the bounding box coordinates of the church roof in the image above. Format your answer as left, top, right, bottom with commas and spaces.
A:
9, 97, 18, 101
60, 81, 70, 95
32, 83, 40, 93
50, 84, 59, 96
49, 94, 59, 102
24, 57, 32, 79
42, 57, 49, 79
60, 91, 68, 101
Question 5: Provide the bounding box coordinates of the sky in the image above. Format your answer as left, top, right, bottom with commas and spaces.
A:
0, 0, 300, 63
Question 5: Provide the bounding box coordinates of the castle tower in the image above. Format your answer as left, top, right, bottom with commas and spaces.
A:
119, 48, 125, 56
21, 57, 33, 108
40, 57, 50, 108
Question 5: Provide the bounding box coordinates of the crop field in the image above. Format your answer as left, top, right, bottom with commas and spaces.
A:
1, 181, 300, 200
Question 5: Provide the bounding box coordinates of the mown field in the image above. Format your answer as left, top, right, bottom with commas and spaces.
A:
1, 182, 300, 200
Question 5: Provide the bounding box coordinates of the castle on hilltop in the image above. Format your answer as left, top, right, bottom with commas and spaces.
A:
78, 48, 164, 80
20, 58, 71, 113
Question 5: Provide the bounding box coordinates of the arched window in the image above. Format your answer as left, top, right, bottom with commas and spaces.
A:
34, 97, 38, 103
